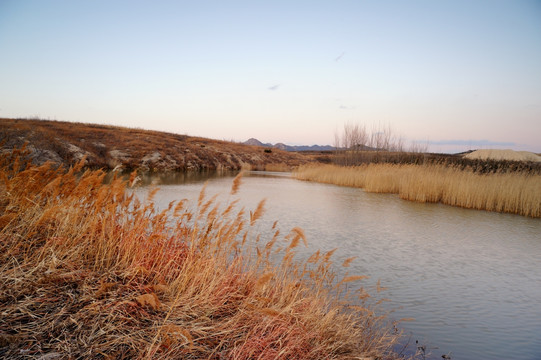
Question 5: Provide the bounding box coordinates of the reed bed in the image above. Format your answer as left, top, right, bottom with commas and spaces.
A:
263, 162, 292, 172
294, 164, 541, 218
0, 148, 404, 359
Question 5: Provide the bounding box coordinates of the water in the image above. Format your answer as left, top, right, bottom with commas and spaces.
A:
135, 171, 541, 360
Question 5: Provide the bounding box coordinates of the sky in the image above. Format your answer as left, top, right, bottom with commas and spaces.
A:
1, 0, 540, 153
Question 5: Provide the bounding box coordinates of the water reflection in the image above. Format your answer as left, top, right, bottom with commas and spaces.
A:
106, 169, 237, 186
136, 171, 541, 360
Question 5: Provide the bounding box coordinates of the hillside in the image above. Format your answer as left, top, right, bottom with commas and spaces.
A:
0, 118, 312, 172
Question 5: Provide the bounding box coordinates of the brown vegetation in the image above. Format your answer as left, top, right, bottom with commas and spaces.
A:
333, 150, 541, 175
0, 148, 404, 359
294, 164, 541, 218
0, 118, 311, 172
332, 122, 541, 175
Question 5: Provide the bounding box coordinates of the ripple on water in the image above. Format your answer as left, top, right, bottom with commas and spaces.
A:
140, 172, 541, 360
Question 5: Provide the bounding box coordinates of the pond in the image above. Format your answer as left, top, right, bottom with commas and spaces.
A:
134, 171, 541, 360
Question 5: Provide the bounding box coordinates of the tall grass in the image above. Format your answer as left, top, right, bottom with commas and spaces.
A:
0, 148, 404, 359
294, 164, 541, 218
263, 162, 292, 172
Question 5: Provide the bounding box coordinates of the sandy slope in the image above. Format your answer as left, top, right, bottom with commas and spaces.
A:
464, 149, 541, 162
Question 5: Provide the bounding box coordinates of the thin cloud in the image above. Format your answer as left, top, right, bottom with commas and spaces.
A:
268, 84, 280, 91
431, 139, 516, 147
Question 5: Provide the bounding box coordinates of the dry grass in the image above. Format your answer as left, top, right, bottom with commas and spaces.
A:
0, 148, 404, 359
294, 164, 541, 218
0, 118, 311, 171
262, 162, 292, 172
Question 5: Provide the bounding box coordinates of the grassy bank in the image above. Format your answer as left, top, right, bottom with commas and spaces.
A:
294, 164, 541, 218
0, 149, 403, 359
0, 118, 311, 172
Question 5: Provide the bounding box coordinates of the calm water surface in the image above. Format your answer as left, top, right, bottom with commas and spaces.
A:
135, 171, 541, 360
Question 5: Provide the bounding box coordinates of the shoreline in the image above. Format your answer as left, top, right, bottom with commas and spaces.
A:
294, 163, 541, 218
0, 151, 406, 359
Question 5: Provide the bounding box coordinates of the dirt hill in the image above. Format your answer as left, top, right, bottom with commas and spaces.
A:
464, 149, 541, 162
0, 118, 312, 172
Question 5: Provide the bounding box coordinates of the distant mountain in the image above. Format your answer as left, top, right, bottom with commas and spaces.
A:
243, 138, 335, 152
244, 138, 272, 147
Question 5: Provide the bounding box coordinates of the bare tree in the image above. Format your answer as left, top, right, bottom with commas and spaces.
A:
334, 122, 430, 165
338, 123, 370, 165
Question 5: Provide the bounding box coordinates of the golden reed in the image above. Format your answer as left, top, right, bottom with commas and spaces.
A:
0, 149, 404, 359
294, 164, 541, 218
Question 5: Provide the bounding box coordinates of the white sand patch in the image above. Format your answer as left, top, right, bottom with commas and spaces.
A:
464, 149, 541, 162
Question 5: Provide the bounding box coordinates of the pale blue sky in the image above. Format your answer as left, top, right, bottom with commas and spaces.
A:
1, 0, 540, 153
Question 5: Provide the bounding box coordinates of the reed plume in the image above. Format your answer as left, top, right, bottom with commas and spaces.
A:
294, 163, 541, 217
0, 150, 404, 359
230, 171, 243, 195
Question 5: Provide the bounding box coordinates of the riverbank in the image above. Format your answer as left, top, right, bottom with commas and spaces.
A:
0, 118, 312, 172
294, 164, 541, 218
0, 150, 404, 359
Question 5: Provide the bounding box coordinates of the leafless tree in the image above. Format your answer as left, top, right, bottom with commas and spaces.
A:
334, 122, 430, 165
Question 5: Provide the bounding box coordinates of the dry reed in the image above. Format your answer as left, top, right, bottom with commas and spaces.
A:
264, 162, 292, 172
294, 164, 541, 218
0, 148, 405, 359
